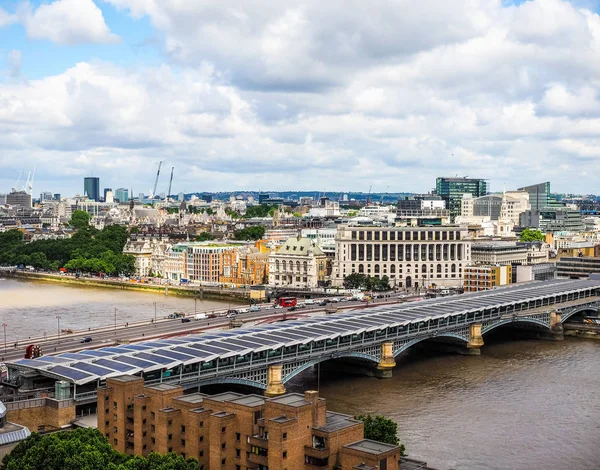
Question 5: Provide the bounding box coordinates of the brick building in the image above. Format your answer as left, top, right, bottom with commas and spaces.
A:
98, 376, 404, 470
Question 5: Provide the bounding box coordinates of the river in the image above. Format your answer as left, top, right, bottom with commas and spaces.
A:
0, 278, 235, 341
287, 335, 600, 470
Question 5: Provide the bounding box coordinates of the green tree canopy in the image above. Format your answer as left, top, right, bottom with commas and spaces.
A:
343, 273, 391, 291
70, 210, 92, 229
520, 228, 545, 242
0, 428, 198, 470
234, 225, 266, 241
195, 232, 215, 242
356, 414, 406, 456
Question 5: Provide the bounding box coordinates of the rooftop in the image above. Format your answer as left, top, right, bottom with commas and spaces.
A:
316, 411, 361, 433
344, 438, 399, 455
268, 393, 311, 407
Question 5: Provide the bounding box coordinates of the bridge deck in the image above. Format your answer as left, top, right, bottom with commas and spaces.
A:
7, 279, 600, 389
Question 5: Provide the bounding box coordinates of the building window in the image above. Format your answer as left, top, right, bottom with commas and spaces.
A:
181, 425, 186, 433
221, 443, 226, 450
236, 448, 241, 457
236, 433, 240, 441
283, 451, 288, 458
113, 402, 117, 409
168, 434, 172, 441
151, 425, 155, 432
181, 439, 186, 446
113, 438, 117, 445
200, 436, 204, 442
113, 414, 117, 421
105, 420, 109, 427
200, 421, 204, 428
283, 432, 287, 440
151, 412, 155, 419
221, 459, 226, 466
222, 427, 226, 433
113, 427, 117, 433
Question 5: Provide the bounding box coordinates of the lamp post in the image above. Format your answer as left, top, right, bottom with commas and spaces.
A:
114, 308, 117, 336
2, 323, 7, 354
153, 302, 157, 327
56, 315, 61, 344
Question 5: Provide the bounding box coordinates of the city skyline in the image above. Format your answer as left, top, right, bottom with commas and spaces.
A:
2, 0, 600, 195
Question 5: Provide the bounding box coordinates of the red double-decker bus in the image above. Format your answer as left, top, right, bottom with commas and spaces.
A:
278, 297, 297, 307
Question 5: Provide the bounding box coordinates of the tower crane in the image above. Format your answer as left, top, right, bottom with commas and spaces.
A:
167, 166, 174, 201
27, 166, 36, 196
367, 185, 372, 205
151, 161, 162, 198
12, 170, 23, 193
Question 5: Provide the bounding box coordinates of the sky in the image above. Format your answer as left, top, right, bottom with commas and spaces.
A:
1, 0, 600, 197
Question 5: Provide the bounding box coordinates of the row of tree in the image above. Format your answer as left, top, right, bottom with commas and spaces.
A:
1, 428, 198, 470
0, 211, 134, 275
343, 273, 392, 291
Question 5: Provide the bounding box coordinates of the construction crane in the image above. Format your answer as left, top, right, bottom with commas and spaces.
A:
12, 170, 23, 193
166, 166, 174, 201
367, 185, 372, 205
380, 185, 390, 203
27, 166, 36, 196
151, 161, 162, 198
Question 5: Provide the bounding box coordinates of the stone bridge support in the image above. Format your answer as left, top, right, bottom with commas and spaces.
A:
265, 364, 286, 397
376, 341, 396, 378
467, 324, 484, 354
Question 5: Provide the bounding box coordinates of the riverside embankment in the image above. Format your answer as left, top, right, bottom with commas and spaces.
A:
0, 270, 250, 301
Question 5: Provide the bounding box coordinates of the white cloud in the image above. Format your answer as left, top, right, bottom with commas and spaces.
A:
6, 50, 22, 78
19, 0, 119, 45
0, 7, 16, 28
3, 0, 600, 194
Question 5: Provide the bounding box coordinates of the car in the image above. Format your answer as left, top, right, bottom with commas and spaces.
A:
250, 305, 260, 312
329, 298, 340, 303
296, 302, 305, 308
207, 313, 217, 319
305, 299, 315, 305
274, 305, 283, 309
80, 337, 92, 343
181, 318, 191, 323
226, 312, 237, 318
238, 307, 250, 314
264, 305, 275, 310
318, 301, 328, 307
288, 306, 298, 312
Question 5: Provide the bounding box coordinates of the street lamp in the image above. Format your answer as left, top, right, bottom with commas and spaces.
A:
2, 323, 7, 354
56, 315, 61, 344
114, 308, 117, 336
153, 302, 157, 327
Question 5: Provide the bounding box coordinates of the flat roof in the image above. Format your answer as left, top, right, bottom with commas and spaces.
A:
8, 279, 600, 386
268, 393, 310, 407
316, 411, 361, 433
344, 438, 398, 454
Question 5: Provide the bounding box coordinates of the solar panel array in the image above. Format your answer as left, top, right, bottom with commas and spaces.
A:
9, 279, 600, 385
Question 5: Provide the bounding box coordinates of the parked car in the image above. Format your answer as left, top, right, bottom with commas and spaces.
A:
329, 297, 340, 303
264, 305, 275, 310
238, 307, 250, 314
226, 312, 237, 318
274, 305, 283, 309
305, 299, 315, 305
80, 337, 92, 343
181, 318, 191, 323
250, 305, 260, 312
207, 313, 217, 319
288, 306, 298, 312
318, 301, 328, 306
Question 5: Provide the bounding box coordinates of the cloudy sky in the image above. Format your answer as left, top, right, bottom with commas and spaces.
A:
1, 0, 600, 197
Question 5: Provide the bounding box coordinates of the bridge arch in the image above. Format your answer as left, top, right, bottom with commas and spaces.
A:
393, 333, 469, 357
282, 352, 379, 384
198, 377, 267, 391
559, 306, 600, 323
481, 317, 550, 336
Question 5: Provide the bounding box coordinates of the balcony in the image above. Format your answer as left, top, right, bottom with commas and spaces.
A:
247, 435, 268, 448
248, 453, 268, 467
304, 445, 330, 459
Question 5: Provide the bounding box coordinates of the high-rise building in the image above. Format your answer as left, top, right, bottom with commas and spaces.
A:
436, 177, 488, 218
6, 190, 32, 208
40, 191, 53, 202
53, 193, 61, 201
103, 188, 112, 202
83, 177, 100, 201
114, 188, 129, 202
517, 182, 550, 212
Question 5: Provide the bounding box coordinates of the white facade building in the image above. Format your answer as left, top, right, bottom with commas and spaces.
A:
268, 236, 327, 288
332, 225, 471, 289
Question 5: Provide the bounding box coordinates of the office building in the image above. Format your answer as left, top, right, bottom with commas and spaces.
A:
103, 188, 113, 202
165, 242, 239, 284
269, 235, 328, 288
6, 190, 32, 209
463, 265, 512, 292
435, 177, 488, 217
98, 378, 406, 470
84, 177, 100, 201
520, 206, 584, 233
332, 225, 471, 289
518, 182, 550, 212
201, 193, 213, 203
39, 191, 53, 203
515, 263, 557, 283
104, 191, 114, 204
471, 242, 528, 266
556, 257, 600, 279
114, 188, 129, 202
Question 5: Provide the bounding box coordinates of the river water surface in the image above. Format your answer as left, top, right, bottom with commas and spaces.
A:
287, 335, 600, 470
0, 278, 234, 341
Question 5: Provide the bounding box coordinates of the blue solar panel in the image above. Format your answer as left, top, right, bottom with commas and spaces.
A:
172, 346, 212, 358
94, 359, 137, 373
75, 350, 115, 358
153, 349, 194, 362
48, 365, 94, 381
142, 342, 172, 348
116, 344, 154, 351
26, 356, 71, 364
14, 359, 53, 368
113, 356, 156, 368
101, 347, 133, 354
136, 352, 176, 365
60, 353, 97, 361
186, 344, 229, 355
71, 362, 116, 377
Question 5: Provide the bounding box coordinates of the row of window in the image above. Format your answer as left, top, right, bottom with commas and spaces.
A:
350, 230, 461, 241
347, 243, 465, 262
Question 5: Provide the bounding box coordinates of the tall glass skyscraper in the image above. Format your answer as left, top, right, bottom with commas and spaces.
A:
114, 188, 129, 202
517, 182, 550, 211
84, 177, 100, 201
435, 177, 488, 218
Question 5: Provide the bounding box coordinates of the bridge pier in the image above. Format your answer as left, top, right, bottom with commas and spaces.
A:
264, 365, 286, 397
376, 341, 396, 378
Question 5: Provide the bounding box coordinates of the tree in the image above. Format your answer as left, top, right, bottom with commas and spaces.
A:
520, 228, 545, 242
344, 273, 368, 289
195, 232, 215, 242
70, 210, 92, 229
234, 226, 266, 241
0, 428, 198, 470
355, 414, 406, 455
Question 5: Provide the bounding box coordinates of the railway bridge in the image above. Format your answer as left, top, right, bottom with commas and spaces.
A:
7, 279, 600, 401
